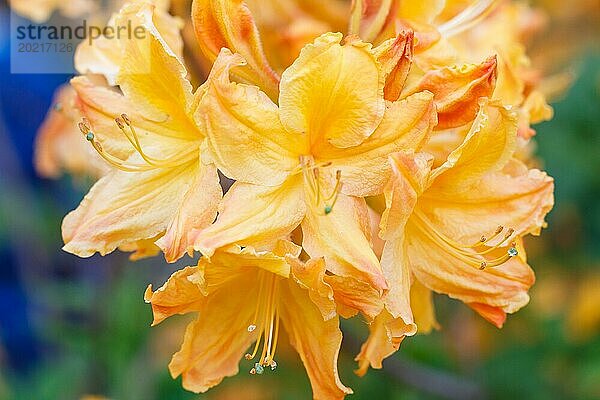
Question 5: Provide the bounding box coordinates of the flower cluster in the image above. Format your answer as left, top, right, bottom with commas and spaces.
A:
33, 0, 556, 398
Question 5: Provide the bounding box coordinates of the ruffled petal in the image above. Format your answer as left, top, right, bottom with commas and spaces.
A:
62, 157, 198, 257
193, 177, 307, 257
144, 266, 207, 326
372, 31, 415, 102
316, 91, 436, 197
406, 225, 536, 320
34, 84, 108, 179
354, 309, 415, 377
74, 1, 183, 85
116, 21, 201, 140
280, 279, 353, 399
279, 32, 385, 149
421, 158, 554, 245
169, 275, 258, 393
155, 159, 222, 262
200, 49, 304, 186
430, 99, 518, 187
192, 0, 280, 97
302, 193, 387, 292
408, 56, 498, 129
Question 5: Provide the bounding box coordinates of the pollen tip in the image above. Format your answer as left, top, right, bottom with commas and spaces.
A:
121, 113, 131, 125
254, 363, 264, 375
507, 228, 515, 236
249, 368, 256, 375
244, 354, 252, 360
480, 235, 487, 242
479, 261, 487, 270
495, 226, 504, 234
115, 117, 125, 129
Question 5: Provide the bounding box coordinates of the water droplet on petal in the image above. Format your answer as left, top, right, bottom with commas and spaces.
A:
247, 324, 256, 332
508, 247, 518, 257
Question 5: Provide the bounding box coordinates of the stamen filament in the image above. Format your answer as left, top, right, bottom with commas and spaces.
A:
412, 210, 518, 270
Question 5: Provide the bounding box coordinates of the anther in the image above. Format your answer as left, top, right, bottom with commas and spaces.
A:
479, 261, 487, 270
115, 117, 125, 130
244, 354, 253, 360
249, 368, 256, 375
121, 113, 131, 125
254, 363, 264, 375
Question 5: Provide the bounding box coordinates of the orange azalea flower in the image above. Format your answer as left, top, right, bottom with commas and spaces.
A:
358, 99, 554, 372
62, 26, 221, 261
190, 33, 437, 307
144, 243, 353, 398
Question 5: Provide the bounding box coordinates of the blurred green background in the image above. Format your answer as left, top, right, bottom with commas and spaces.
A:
1, 2, 600, 400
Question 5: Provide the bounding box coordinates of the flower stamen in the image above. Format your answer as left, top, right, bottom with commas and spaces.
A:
412, 210, 518, 270
78, 116, 196, 172
299, 156, 342, 215
245, 272, 281, 375
438, 0, 499, 38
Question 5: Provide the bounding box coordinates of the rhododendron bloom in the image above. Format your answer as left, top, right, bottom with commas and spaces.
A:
192, 33, 437, 301
62, 28, 221, 261
357, 99, 554, 373
145, 243, 353, 399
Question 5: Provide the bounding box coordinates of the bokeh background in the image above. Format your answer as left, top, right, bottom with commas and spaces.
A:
0, 1, 599, 399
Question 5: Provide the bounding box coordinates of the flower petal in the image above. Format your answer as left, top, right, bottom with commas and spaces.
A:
372, 31, 415, 102
316, 91, 436, 197
62, 157, 198, 257
192, 0, 280, 98
116, 22, 201, 140
421, 158, 554, 245
280, 279, 353, 399
75, 1, 183, 85
354, 309, 415, 377
408, 56, 498, 129
193, 177, 307, 257
302, 193, 387, 292
169, 275, 258, 393
406, 225, 536, 318
279, 32, 385, 149
155, 159, 222, 262
144, 266, 206, 326
200, 49, 304, 186
431, 99, 518, 186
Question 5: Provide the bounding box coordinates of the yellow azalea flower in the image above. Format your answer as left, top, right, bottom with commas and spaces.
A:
358, 99, 554, 373
9, 0, 97, 23
62, 25, 222, 262
144, 243, 353, 398
34, 84, 108, 179
191, 33, 437, 306
75, 0, 184, 85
